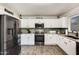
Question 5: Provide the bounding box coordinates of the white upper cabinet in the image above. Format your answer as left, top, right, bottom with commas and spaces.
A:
28, 19, 35, 28
20, 17, 68, 28
44, 19, 51, 28
35, 19, 44, 23
21, 19, 35, 28
60, 17, 68, 28
21, 19, 28, 28
44, 19, 62, 28
51, 19, 62, 28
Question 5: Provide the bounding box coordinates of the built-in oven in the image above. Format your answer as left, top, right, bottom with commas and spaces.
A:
35, 23, 44, 45
35, 34, 44, 45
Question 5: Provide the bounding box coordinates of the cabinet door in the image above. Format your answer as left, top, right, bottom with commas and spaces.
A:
34, 19, 44, 23
50, 20, 54, 28
44, 19, 62, 28
44, 19, 51, 28
58, 36, 65, 49
51, 35, 58, 44
45, 19, 56, 28
21, 34, 34, 45
27, 34, 34, 45
21, 19, 35, 28
28, 19, 35, 28
21, 34, 28, 45
61, 18, 68, 28
56, 20, 62, 28
63, 38, 76, 55
21, 19, 28, 28
45, 34, 50, 45
45, 34, 57, 45
45, 34, 53, 45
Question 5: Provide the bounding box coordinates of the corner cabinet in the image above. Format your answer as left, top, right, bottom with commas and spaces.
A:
45, 34, 76, 55
58, 36, 76, 55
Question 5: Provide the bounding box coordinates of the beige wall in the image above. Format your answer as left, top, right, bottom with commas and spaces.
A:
0, 4, 19, 19
60, 6, 79, 32
61, 6, 79, 17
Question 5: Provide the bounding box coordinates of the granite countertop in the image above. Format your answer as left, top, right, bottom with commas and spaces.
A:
59, 34, 79, 42
21, 33, 79, 42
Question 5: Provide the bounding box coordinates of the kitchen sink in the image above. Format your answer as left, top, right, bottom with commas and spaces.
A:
67, 35, 79, 39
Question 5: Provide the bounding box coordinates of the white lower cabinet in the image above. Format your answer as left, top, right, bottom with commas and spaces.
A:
21, 33, 76, 55
58, 36, 76, 55
21, 34, 34, 45
45, 34, 58, 45
45, 34, 76, 55
65, 40, 76, 55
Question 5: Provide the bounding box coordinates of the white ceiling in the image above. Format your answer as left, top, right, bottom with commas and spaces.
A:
1, 3, 79, 16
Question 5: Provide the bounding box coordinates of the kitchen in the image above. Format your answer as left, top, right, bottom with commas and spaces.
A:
20, 17, 76, 55
0, 3, 79, 55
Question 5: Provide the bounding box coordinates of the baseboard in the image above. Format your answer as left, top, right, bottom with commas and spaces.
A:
44, 44, 57, 45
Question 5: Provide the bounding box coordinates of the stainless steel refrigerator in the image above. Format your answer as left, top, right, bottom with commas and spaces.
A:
0, 15, 21, 55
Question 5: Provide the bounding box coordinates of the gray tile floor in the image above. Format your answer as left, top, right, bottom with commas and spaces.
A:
20, 45, 66, 55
